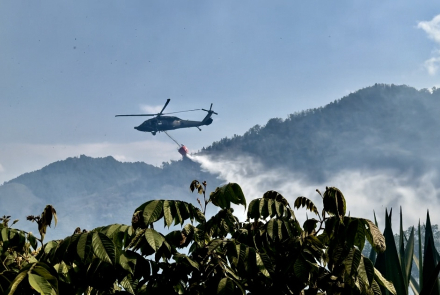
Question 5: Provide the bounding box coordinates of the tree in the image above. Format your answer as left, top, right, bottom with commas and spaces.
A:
0, 181, 394, 295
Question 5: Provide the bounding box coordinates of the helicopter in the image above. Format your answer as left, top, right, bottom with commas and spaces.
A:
115, 99, 218, 135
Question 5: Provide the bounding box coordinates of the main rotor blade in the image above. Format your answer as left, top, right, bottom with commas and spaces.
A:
163, 109, 201, 115
115, 114, 157, 117
158, 98, 171, 116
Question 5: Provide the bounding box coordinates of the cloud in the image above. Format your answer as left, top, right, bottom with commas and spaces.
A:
140, 104, 164, 114
0, 163, 4, 173
189, 154, 440, 231
0, 140, 181, 183
418, 15, 440, 75
418, 15, 440, 43
424, 54, 440, 75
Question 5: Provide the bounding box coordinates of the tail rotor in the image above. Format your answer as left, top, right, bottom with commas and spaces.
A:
202, 103, 218, 115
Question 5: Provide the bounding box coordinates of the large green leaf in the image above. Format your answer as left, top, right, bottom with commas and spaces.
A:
210, 183, 246, 209
346, 218, 366, 252
145, 228, 165, 251
256, 252, 270, 278
294, 196, 319, 216
142, 200, 165, 225
363, 219, 386, 253
360, 256, 375, 287
217, 277, 235, 295
76, 232, 92, 261
266, 219, 277, 241
163, 200, 174, 227
343, 247, 361, 276
92, 232, 116, 265
374, 267, 397, 295
7, 262, 59, 295
323, 187, 346, 217
28, 273, 57, 295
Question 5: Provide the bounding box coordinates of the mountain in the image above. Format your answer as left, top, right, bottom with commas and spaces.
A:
203, 84, 440, 181
0, 155, 222, 239
1, 83, 440, 239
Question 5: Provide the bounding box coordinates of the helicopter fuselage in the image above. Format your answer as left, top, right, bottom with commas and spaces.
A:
116, 99, 217, 135
134, 116, 213, 134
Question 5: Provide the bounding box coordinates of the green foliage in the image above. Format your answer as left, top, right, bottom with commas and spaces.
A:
1, 181, 394, 294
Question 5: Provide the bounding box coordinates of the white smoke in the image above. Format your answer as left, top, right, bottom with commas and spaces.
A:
189, 154, 440, 231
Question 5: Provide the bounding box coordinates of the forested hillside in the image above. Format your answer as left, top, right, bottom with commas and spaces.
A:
204, 84, 440, 181
2, 83, 440, 238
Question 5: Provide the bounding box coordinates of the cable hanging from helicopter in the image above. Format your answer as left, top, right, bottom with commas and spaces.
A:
164, 131, 189, 157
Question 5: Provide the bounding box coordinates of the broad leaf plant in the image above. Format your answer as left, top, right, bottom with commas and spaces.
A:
0, 182, 394, 295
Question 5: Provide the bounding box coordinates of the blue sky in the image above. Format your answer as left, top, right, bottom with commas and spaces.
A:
1, 1, 440, 183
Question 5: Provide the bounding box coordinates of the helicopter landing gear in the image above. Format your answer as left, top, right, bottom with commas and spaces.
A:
197, 127, 202, 131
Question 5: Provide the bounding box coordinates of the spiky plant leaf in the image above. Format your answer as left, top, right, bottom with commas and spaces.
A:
374, 209, 405, 295
403, 226, 415, 285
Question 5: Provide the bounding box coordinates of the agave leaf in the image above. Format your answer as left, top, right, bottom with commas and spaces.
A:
418, 219, 423, 290
403, 226, 415, 285
422, 211, 440, 294
374, 209, 406, 295
420, 260, 440, 295
410, 275, 420, 295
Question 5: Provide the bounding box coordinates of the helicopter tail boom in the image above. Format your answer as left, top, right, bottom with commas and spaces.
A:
201, 103, 217, 125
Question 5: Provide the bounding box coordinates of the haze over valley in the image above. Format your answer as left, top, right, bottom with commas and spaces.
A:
1, 84, 440, 240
